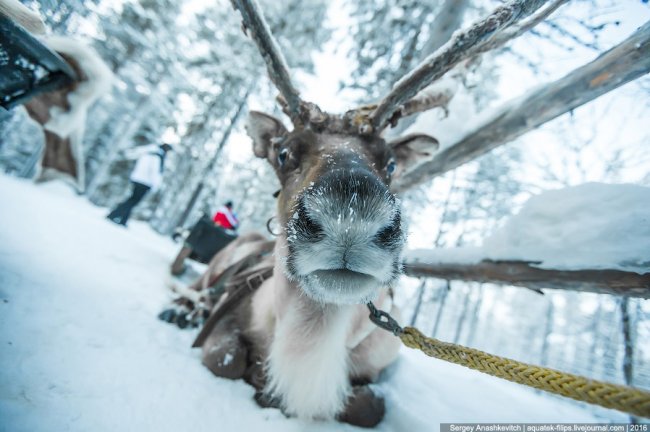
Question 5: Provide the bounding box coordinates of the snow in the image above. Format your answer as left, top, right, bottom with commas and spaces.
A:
0, 0, 47, 34
0, 174, 620, 431
406, 183, 650, 274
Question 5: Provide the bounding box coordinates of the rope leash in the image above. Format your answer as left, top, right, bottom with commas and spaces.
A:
367, 302, 650, 418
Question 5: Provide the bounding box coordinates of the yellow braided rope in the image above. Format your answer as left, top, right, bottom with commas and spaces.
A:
399, 326, 650, 418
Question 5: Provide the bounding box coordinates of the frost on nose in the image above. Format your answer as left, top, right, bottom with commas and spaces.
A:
285, 168, 405, 304
289, 198, 325, 243
296, 168, 403, 251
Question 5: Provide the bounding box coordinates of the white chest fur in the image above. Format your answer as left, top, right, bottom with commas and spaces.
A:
266, 296, 354, 419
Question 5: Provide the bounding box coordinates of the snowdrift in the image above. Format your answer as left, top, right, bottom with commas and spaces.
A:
407, 183, 650, 274
0, 175, 621, 431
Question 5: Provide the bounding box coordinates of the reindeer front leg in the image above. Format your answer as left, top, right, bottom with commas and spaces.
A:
201, 314, 249, 380
337, 315, 401, 428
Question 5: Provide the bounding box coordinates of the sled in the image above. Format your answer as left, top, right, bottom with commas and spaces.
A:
0, 17, 77, 110
170, 214, 238, 275
0, 8, 112, 190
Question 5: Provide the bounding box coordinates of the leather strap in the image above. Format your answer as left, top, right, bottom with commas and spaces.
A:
192, 264, 273, 348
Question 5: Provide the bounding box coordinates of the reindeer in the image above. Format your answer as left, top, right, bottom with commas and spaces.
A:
190, 118, 437, 428
1, 0, 113, 191
184, 12, 439, 430
163, 0, 554, 427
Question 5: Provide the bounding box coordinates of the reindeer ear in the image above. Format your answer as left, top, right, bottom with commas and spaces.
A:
246, 111, 288, 159
389, 134, 439, 179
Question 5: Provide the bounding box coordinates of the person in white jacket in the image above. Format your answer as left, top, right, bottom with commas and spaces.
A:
106, 143, 172, 226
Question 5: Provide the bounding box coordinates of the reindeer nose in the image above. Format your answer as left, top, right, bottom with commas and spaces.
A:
297, 168, 402, 249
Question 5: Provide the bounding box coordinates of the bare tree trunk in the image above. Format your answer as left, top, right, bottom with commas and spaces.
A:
395, 22, 650, 192
620, 297, 639, 423
602, 303, 623, 383
540, 299, 554, 366
465, 284, 484, 347
586, 298, 603, 376
403, 259, 650, 298
432, 172, 457, 248
409, 173, 458, 327
175, 84, 253, 229
452, 284, 472, 344
621, 298, 635, 385
431, 280, 450, 338
426, 0, 472, 54
369, 0, 552, 130
389, 0, 471, 136
409, 279, 427, 326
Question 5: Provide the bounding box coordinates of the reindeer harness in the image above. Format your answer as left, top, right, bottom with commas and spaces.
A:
192, 253, 274, 348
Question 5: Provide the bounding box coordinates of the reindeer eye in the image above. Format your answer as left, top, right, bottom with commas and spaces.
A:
386, 159, 397, 176
278, 148, 289, 166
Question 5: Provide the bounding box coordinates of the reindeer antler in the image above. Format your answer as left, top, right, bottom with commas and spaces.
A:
384, 79, 457, 128
231, 0, 305, 125
364, 0, 557, 133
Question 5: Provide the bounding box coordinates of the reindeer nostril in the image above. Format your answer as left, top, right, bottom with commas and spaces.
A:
293, 200, 324, 241
374, 214, 402, 249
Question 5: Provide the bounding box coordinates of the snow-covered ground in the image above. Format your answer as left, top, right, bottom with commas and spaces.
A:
407, 183, 650, 274
0, 174, 624, 431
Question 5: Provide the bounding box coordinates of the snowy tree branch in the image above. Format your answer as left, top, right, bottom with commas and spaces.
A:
422, 0, 473, 55
394, 21, 650, 193
366, 0, 551, 132
403, 260, 650, 298
385, 0, 570, 130
387, 0, 471, 135
230, 0, 304, 124
480, 0, 570, 51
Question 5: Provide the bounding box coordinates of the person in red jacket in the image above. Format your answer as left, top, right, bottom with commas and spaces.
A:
213, 201, 239, 230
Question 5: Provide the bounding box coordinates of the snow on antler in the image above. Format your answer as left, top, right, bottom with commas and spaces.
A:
366, 0, 555, 133
230, 0, 306, 125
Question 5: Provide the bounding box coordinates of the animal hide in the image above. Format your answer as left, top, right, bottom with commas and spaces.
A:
23, 36, 113, 191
